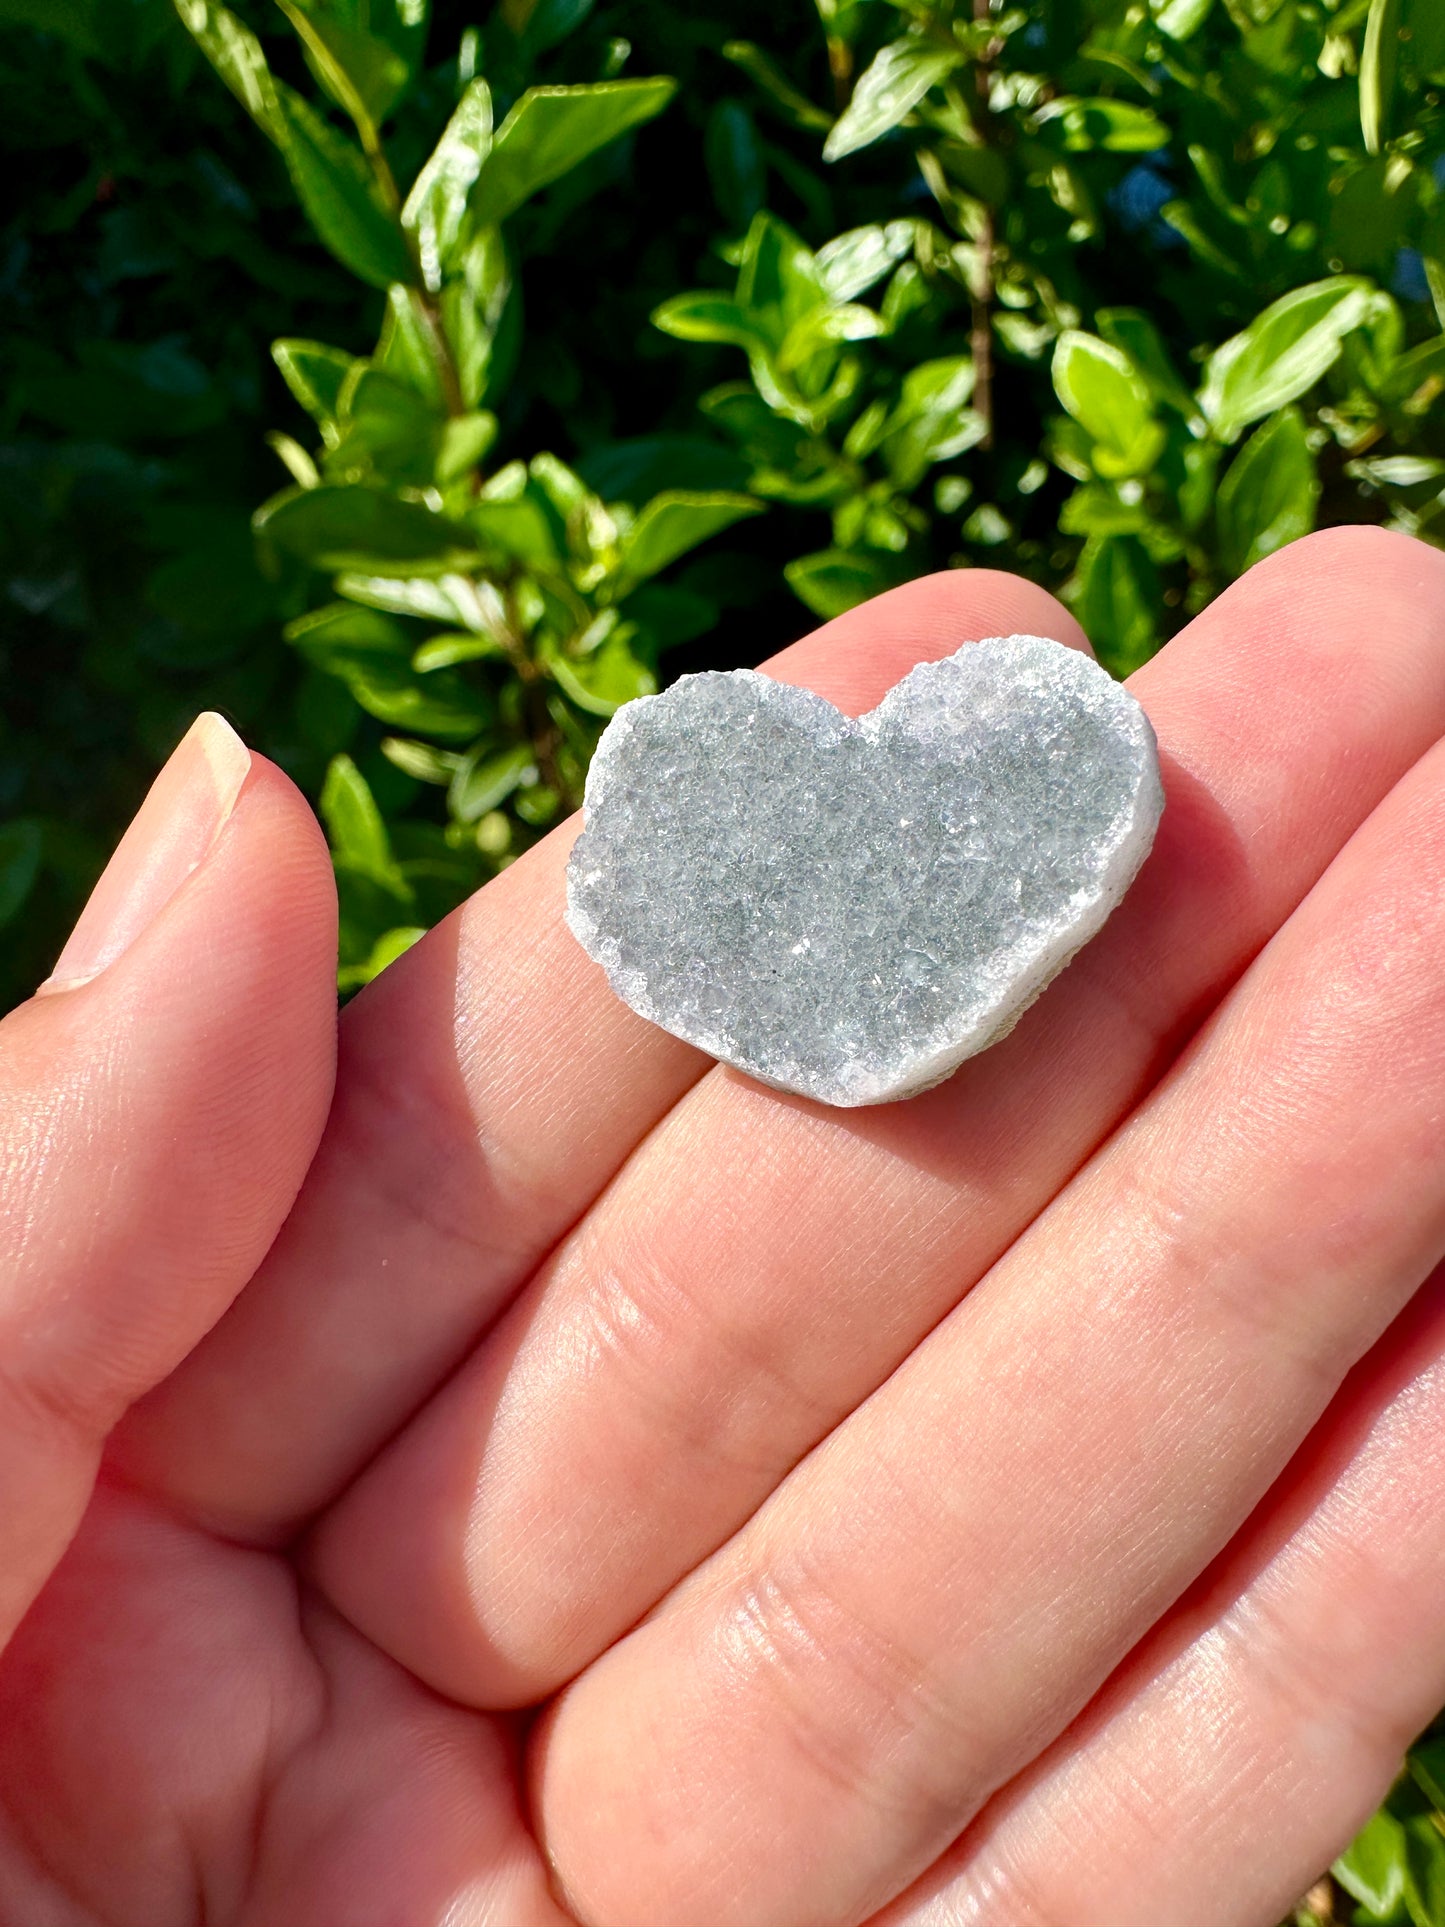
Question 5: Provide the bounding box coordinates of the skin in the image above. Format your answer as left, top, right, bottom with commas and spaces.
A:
3, 527, 1445, 1925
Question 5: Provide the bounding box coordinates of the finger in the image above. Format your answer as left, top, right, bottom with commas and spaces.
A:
533, 720, 1445, 1927
873, 1264, 1445, 1927
307, 528, 1445, 1708
114, 572, 1084, 1541
0, 716, 335, 1647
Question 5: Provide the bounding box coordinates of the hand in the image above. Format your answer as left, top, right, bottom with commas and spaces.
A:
3, 527, 1445, 1927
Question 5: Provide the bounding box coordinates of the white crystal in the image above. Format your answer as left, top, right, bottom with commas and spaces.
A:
565, 633, 1164, 1107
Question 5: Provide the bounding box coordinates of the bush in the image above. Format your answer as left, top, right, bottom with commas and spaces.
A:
4, 0, 1445, 1911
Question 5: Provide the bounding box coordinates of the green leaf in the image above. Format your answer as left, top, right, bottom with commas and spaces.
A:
289, 603, 492, 737
548, 630, 656, 715
1215, 407, 1319, 578
470, 78, 677, 227
173, 0, 285, 142
778, 301, 888, 372
815, 221, 917, 304
1071, 535, 1159, 676
255, 483, 477, 572
618, 491, 762, 586
338, 923, 426, 992
784, 548, 911, 618
1149, 0, 1214, 40
737, 213, 824, 335
273, 339, 359, 437
403, 78, 492, 290
1036, 96, 1169, 153
274, 83, 416, 290
328, 370, 443, 491
412, 630, 506, 670
879, 354, 982, 488
823, 37, 964, 162
1053, 332, 1163, 478
1096, 309, 1201, 424
721, 39, 833, 131
436, 411, 497, 485
1361, 0, 1402, 156
651, 292, 768, 353
275, 0, 408, 135
1337, 1809, 1411, 1922
1404, 1816, 1445, 1927
320, 752, 399, 880
1199, 278, 1376, 444
338, 572, 493, 627
470, 483, 566, 572
0, 821, 43, 931
449, 742, 537, 820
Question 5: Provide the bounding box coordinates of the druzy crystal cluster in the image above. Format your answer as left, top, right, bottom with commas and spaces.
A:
566, 633, 1164, 1106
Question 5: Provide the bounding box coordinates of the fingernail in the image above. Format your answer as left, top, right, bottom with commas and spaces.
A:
40, 714, 252, 994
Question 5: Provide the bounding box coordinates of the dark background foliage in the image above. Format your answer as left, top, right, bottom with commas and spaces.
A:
3, 0, 1445, 1913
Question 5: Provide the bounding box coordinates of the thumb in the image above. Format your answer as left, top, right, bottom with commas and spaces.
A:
0, 713, 337, 1644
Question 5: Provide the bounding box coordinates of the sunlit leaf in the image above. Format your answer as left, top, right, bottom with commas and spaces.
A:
1199, 277, 1376, 442
1215, 407, 1319, 577
823, 37, 963, 162
470, 78, 676, 226
274, 83, 416, 289
618, 490, 762, 585
403, 78, 492, 289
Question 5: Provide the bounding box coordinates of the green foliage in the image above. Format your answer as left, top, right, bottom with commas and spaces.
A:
1330, 1726, 1445, 1927
6, 0, 1445, 1895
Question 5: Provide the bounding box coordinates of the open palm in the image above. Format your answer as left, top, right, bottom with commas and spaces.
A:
5, 528, 1445, 1927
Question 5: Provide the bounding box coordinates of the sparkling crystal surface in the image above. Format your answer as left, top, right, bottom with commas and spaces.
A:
565, 633, 1164, 1106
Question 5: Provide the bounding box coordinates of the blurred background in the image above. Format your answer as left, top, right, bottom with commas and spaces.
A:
3, 0, 1445, 1915
3, 0, 1444, 1022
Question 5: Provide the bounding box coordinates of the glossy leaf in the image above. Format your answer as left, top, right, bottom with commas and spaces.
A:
272, 339, 359, 436
1150, 0, 1214, 40
470, 78, 677, 227
289, 603, 492, 737
618, 490, 762, 585
784, 547, 911, 617
651, 292, 767, 352
548, 630, 657, 715
823, 37, 963, 162
1361, 0, 1402, 156
403, 78, 492, 290
815, 221, 917, 303
320, 752, 401, 883
255, 483, 476, 572
1337, 1808, 1411, 1920
449, 742, 536, 821
275, 0, 408, 134
1199, 278, 1376, 443
1036, 97, 1169, 153
274, 83, 416, 290
172, 0, 285, 142
1215, 408, 1318, 578
1052, 332, 1163, 478
1072, 534, 1159, 676
880, 356, 982, 488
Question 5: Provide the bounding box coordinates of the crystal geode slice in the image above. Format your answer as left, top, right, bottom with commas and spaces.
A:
565, 633, 1164, 1107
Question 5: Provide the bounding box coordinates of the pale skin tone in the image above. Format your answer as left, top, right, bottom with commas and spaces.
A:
4, 527, 1445, 1925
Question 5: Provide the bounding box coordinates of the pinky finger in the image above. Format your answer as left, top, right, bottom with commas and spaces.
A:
872, 1266, 1445, 1927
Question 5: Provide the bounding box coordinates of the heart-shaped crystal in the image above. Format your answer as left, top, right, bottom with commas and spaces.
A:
565, 632, 1163, 1106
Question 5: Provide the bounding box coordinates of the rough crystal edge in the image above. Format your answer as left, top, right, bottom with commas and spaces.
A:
564, 635, 1165, 1107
